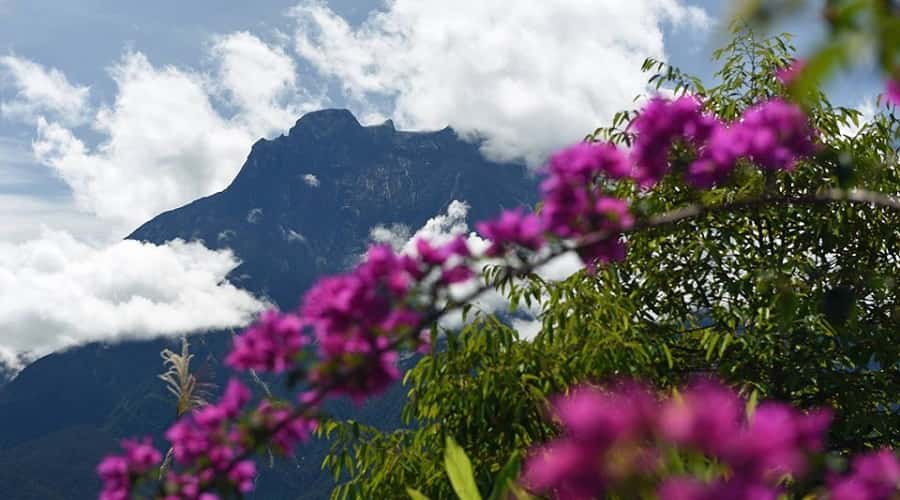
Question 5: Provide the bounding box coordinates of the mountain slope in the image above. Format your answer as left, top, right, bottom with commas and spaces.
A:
0, 109, 538, 499
129, 109, 536, 309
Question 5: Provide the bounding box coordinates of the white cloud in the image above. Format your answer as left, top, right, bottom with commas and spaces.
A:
370, 222, 411, 251
210, 31, 315, 132
0, 55, 90, 125
0, 194, 116, 243
291, 0, 709, 165
400, 200, 471, 252
21, 32, 323, 229
0, 230, 266, 370
302, 173, 320, 187
839, 95, 878, 137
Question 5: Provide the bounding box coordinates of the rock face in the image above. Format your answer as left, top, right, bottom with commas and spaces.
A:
0, 110, 538, 499
129, 109, 537, 309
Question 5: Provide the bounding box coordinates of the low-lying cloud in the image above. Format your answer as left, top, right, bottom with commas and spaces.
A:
0, 230, 266, 371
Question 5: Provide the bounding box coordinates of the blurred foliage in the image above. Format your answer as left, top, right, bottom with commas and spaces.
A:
735, 0, 899, 101
321, 24, 900, 500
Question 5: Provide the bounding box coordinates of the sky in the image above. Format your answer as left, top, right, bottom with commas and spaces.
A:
0, 0, 886, 368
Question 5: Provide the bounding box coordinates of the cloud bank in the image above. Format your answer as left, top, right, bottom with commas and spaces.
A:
0, 230, 266, 370
291, 0, 709, 165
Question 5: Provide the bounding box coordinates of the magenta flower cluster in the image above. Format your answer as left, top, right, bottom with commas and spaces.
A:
828, 449, 900, 500
98, 438, 162, 500
887, 79, 900, 106
685, 98, 816, 187
98, 378, 315, 499
631, 96, 718, 186
775, 59, 806, 86
300, 241, 468, 401
161, 379, 261, 498
476, 95, 815, 270
522, 380, 833, 500
538, 142, 635, 269
226, 309, 307, 373
476, 209, 543, 257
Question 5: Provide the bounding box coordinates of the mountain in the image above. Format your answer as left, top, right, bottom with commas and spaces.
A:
0, 110, 538, 499
129, 109, 536, 309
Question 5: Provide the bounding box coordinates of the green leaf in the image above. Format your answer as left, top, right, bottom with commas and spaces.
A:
407, 488, 431, 500
487, 452, 522, 500
444, 437, 483, 500
745, 389, 759, 420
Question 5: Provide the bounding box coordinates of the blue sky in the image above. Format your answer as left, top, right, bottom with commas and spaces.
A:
0, 0, 885, 366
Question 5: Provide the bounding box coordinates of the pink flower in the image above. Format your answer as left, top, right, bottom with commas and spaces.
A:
631, 96, 718, 186
256, 402, 317, 455
416, 238, 449, 265
165, 380, 253, 469
98, 438, 162, 500
686, 123, 748, 187
523, 441, 606, 500
522, 384, 657, 498
829, 449, 900, 500
523, 379, 832, 499
687, 99, 815, 186
297, 244, 425, 400
226, 310, 308, 373
885, 79, 900, 106
721, 403, 810, 479
228, 460, 257, 493
220, 378, 251, 418
416, 329, 432, 354
658, 380, 742, 453
415, 235, 472, 265
538, 142, 636, 269
476, 209, 545, 256
571, 197, 633, 270
776, 59, 805, 86
739, 98, 816, 171
547, 141, 632, 184
440, 264, 474, 284
554, 384, 655, 446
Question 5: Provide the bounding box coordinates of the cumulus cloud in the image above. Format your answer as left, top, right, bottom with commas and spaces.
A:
0, 230, 266, 370
399, 200, 472, 253
291, 0, 710, 165
371, 200, 583, 340
21, 31, 322, 228
839, 95, 878, 137
0, 55, 90, 125
210, 31, 315, 132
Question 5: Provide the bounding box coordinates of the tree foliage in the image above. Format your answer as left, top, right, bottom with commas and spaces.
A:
322, 27, 900, 500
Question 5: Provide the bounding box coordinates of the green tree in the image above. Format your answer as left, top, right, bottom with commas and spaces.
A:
322, 28, 900, 500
